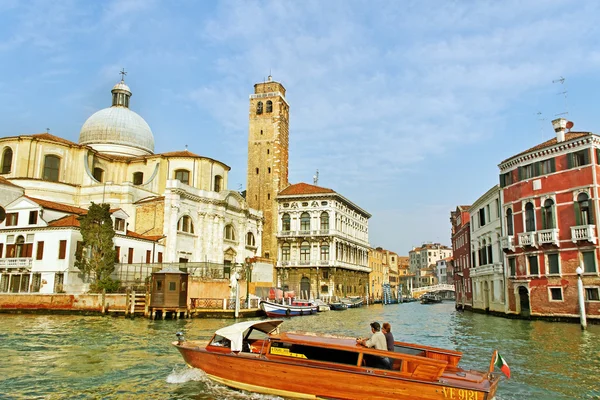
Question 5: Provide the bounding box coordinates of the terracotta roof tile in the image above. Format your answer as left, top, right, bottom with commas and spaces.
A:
279, 182, 336, 196
0, 176, 22, 188
48, 215, 80, 227
25, 196, 88, 215
126, 230, 163, 241
500, 132, 591, 164
160, 150, 201, 158
30, 133, 79, 146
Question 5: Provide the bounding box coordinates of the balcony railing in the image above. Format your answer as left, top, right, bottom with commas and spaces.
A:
277, 229, 332, 237
537, 228, 560, 247
518, 231, 537, 248
0, 258, 33, 269
571, 225, 597, 244
500, 235, 515, 251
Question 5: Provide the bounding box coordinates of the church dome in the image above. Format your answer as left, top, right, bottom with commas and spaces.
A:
79, 77, 154, 156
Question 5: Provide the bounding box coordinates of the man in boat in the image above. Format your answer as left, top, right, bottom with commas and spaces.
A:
382, 322, 394, 352
357, 322, 391, 369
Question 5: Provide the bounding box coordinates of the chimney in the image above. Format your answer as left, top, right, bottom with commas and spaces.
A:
552, 118, 567, 143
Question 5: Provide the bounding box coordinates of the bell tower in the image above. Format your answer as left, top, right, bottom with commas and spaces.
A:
247, 76, 290, 260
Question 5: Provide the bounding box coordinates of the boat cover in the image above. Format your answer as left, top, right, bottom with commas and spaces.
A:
215, 319, 283, 352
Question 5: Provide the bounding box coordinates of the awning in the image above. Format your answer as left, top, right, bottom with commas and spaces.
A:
215, 319, 283, 352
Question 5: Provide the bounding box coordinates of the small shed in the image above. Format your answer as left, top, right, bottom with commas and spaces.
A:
150, 267, 189, 308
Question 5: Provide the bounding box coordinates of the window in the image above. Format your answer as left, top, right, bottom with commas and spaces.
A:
549, 287, 563, 301
575, 192, 593, 225
323, 270, 329, 279
542, 199, 555, 229
58, 240, 67, 260
169, 281, 176, 291
281, 243, 290, 261
6, 212, 18, 226
256, 101, 263, 114
569, 149, 589, 168
36, 241, 44, 260
499, 171, 513, 187
128, 248, 134, 264
320, 242, 329, 260
282, 213, 291, 231
547, 253, 560, 275
214, 175, 223, 192
479, 208, 485, 227
528, 255, 539, 275
133, 172, 144, 185
43, 155, 60, 182
520, 163, 535, 180
28, 211, 38, 225
156, 279, 163, 291
246, 232, 255, 247
115, 246, 120, 263
93, 167, 104, 183
256, 168, 259, 174
585, 287, 600, 301
177, 216, 194, 233
174, 169, 190, 184
506, 209, 514, 236
495, 199, 500, 218
320, 212, 329, 230
300, 241, 310, 261
1, 147, 12, 174
582, 251, 596, 273
224, 224, 236, 241
146, 250, 151, 264
114, 218, 126, 232
266, 100, 273, 113
540, 158, 556, 175
158, 252, 163, 263
525, 202, 535, 232
300, 212, 310, 231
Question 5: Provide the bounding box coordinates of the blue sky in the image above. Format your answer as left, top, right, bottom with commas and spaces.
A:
2, 0, 600, 255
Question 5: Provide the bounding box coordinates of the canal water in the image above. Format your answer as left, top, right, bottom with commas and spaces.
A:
1, 302, 598, 399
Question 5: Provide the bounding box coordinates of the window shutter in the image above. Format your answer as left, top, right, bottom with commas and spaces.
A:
500, 174, 505, 188
597, 148, 600, 164
518, 167, 523, 181
550, 158, 556, 173
534, 162, 541, 177
590, 203, 595, 225
541, 208, 547, 230
0, 243, 3, 258
36, 241, 44, 260
574, 201, 581, 226
567, 153, 573, 169
584, 149, 590, 165
25, 243, 33, 258
58, 240, 66, 259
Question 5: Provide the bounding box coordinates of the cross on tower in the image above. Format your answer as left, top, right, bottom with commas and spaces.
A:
119, 68, 127, 81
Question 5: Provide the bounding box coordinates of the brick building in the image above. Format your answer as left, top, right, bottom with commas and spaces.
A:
450, 205, 472, 309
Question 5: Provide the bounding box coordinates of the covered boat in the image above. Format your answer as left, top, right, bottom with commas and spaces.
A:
421, 294, 443, 304
259, 300, 318, 317
173, 320, 501, 400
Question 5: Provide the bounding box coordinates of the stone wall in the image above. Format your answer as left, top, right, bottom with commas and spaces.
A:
0, 293, 127, 312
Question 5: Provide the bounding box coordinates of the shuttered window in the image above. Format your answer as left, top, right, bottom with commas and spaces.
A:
36, 241, 44, 260
583, 251, 596, 273
547, 253, 559, 275
58, 240, 67, 259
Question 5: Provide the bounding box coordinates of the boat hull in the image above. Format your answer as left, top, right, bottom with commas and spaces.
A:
260, 300, 317, 317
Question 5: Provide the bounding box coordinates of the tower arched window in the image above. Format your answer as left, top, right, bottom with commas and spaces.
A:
300, 241, 310, 261
320, 242, 329, 260
282, 213, 291, 231
506, 209, 514, 236
246, 232, 255, 247
320, 212, 329, 230
133, 172, 144, 185
281, 242, 290, 261
525, 202, 535, 232
177, 215, 194, 234
93, 167, 104, 183
576, 192, 593, 225
224, 224, 236, 241
300, 212, 311, 231
1, 147, 12, 174
174, 169, 190, 185
43, 155, 61, 182
266, 100, 273, 113
214, 175, 223, 192
542, 199, 555, 229
256, 101, 263, 114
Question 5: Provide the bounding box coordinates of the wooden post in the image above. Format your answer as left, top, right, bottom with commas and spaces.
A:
145, 290, 150, 318
125, 288, 130, 317
130, 290, 136, 317
101, 289, 106, 314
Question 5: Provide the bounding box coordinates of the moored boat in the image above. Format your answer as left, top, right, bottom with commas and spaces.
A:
329, 302, 348, 311
420, 293, 443, 304
340, 296, 364, 308
173, 319, 501, 400
259, 300, 317, 317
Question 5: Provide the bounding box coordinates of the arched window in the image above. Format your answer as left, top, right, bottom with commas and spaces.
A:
224, 224, 236, 241
93, 167, 104, 183
214, 175, 223, 192
576, 192, 593, 225
133, 172, 144, 185
320, 212, 329, 230
282, 213, 291, 231
266, 100, 273, 113
542, 199, 555, 229
246, 232, 255, 247
43, 155, 60, 182
281, 242, 290, 261
174, 169, 190, 184
1, 147, 12, 174
256, 101, 263, 114
177, 215, 194, 234
300, 241, 310, 261
300, 212, 310, 231
320, 242, 329, 260
506, 209, 514, 236
525, 202, 535, 232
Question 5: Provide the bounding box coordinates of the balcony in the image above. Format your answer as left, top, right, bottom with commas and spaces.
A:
0, 258, 33, 269
571, 225, 597, 244
278, 230, 295, 237
537, 228, 560, 247
500, 235, 515, 252
518, 231, 537, 248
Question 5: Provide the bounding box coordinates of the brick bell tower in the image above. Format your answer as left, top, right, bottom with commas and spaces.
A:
247, 75, 290, 260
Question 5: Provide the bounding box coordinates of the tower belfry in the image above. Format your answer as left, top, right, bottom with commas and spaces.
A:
246, 76, 290, 260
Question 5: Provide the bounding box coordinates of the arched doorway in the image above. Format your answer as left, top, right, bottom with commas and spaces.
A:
300, 277, 311, 300
518, 286, 530, 317
483, 281, 490, 312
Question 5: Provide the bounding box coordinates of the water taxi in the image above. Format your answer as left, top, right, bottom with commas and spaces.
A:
173, 320, 501, 400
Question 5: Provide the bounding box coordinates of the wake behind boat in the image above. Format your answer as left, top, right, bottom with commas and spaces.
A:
259, 300, 317, 317
173, 320, 502, 400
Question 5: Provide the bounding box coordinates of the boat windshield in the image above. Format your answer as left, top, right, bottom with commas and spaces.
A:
210, 335, 231, 348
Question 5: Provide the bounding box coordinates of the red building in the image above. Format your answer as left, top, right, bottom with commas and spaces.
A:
499, 118, 600, 320
450, 205, 472, 309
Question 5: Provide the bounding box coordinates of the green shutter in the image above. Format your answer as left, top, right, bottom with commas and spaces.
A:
574, 201, 581, 226
550, 157, 556, 173
597, 148, 600, 164
584, 149, 590, 165
541, 207, 547, 230
567, 153, 573, 169
518, 167, 523, 181
500, 174, 505, 188
534, 162, 541, 177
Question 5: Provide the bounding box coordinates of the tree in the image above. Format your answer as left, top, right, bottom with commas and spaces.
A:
75, 203, 119, 292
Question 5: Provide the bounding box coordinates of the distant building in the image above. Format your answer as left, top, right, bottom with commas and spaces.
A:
409, 243, 452, 287
451, 205, 472, 309
383, 249, 399, 297
435, 257, 452, 285
368, 247, 385, 300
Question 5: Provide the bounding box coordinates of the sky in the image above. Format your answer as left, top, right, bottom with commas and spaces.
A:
2, 0, 600, 255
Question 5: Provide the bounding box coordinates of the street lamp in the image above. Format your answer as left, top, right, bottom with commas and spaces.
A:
575, 266, 587, 330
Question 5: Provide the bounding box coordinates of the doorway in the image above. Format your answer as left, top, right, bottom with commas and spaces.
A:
300, 277, 311, 300
518, 286, 530, 317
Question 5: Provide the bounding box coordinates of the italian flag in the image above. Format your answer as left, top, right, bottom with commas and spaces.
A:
494, 352, 511, 379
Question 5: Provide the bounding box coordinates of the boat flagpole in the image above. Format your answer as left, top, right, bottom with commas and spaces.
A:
488, 350, 498, 374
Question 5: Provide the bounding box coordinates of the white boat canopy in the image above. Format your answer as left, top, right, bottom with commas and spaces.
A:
215, 319, 283, 352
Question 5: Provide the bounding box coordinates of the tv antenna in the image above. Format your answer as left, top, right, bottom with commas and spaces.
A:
536, 111, 545, 139
552, 76, 568, 117
313, 169, 319, 185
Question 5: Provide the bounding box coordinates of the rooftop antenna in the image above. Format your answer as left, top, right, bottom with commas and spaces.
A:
313, 169, 319, 185
119, 68, 127, 82
238, 183, 243, 191
184, 144, 188, 151
46, 128, 50, 134
552, 76, 568, 117
536, 111, 545, 140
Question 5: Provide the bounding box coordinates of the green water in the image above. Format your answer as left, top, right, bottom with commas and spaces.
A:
0, 302, 598, 399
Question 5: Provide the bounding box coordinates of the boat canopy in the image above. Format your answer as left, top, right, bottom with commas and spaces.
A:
215, 319, 283, 352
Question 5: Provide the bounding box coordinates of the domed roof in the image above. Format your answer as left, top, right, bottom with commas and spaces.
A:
78, 78, 154, 156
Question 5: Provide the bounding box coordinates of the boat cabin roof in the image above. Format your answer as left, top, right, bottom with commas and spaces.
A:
215, 319, 283, 352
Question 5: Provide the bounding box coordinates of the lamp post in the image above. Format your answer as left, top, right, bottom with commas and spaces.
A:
245, 257, 254, 309
234, 265, 241, 318
575, 266, 587, 330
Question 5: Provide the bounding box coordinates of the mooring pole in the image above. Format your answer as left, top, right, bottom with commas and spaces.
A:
576, 266, 587, 330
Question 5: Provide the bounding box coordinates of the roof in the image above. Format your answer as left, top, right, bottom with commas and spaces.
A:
24, 196, 88, 215
279, 182, 336, 196
48, 215, 80, 227
134, 196, 165, 204
125, 230, 163, 242
30, 133, 79, 146
0, 176, 21, 188
500, 132, 591, 164
160, 150, 202, 157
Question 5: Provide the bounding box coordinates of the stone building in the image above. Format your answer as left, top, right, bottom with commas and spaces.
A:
409, 243, 453, 286
275, 182, 371, 300
451, 205, 472, 309
368, 247, 385, 301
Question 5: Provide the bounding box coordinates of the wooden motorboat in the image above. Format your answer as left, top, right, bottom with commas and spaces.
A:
421, 294, 443, 304
340, 296, 364, 308
173, 320, 501, 400
259, 300, 317, 317
329, 302, 348, 311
